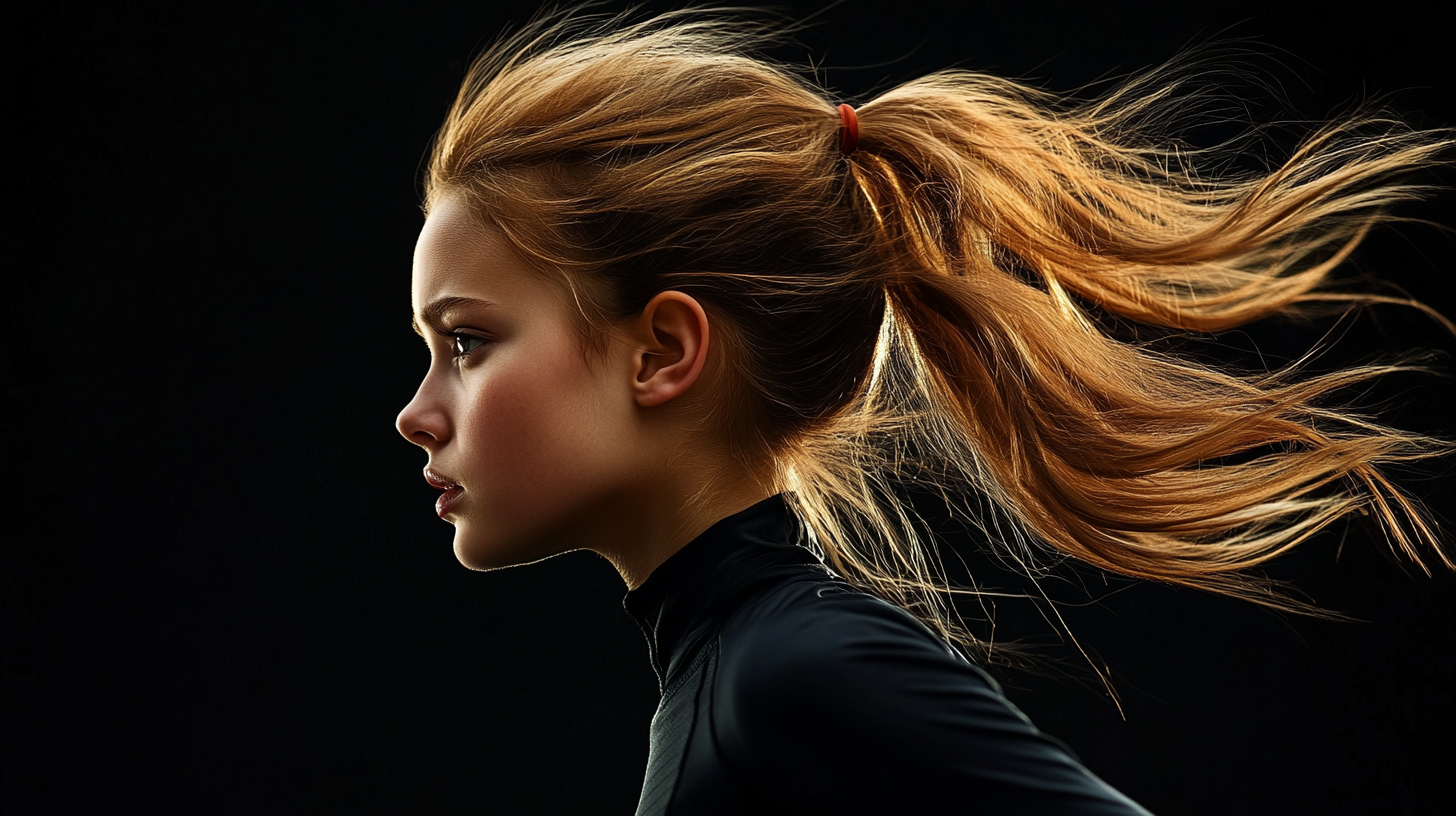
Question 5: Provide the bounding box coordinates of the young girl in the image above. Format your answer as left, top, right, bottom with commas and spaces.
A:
395, 10, 1452, 814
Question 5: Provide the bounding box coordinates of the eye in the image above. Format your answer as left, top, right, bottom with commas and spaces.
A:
451, 333, 487, 358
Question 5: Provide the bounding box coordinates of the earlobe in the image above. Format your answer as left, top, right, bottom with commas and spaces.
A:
632, 291, 710, 408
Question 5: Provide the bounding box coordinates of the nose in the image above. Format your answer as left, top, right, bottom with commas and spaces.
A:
396, 378, 450, 449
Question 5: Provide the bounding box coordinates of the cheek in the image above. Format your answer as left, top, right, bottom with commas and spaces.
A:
456, 344, 629, 540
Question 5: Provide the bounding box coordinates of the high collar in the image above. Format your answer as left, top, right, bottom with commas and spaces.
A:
623, 494, 824, 692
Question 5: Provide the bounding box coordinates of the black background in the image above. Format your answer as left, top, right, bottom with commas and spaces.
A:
6, 2, 1454, 814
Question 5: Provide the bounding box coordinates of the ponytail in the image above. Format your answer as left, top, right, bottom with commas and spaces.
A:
430, 10, 1453, 660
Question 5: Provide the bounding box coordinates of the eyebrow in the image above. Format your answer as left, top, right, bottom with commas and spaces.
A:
412, 296, 496, 337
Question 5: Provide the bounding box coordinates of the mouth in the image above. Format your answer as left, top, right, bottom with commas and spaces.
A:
423, 467, 465, 518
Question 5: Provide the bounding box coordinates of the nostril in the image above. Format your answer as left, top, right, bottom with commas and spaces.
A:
397, 403, 444, 447
397, 380, 450, 447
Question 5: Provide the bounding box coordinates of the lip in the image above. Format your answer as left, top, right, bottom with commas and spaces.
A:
435, 485, 465, 518
423, 467, 457, 490
423, 467, 464, 518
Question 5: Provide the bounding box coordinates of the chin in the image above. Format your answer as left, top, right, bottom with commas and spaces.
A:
451, 524, 571, 571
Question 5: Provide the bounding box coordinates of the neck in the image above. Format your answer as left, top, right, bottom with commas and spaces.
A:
598, 460, 776, 590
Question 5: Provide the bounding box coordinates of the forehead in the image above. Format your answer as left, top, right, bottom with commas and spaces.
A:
409, 192, 607, 353
412, 194, 520, 304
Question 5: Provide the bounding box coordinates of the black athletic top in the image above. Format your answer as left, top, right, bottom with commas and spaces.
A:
623, 494, 1152, 815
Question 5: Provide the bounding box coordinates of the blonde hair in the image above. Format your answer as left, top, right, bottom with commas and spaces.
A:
425, 9, 1453, 661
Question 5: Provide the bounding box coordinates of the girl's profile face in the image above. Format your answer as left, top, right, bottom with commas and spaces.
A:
396, 194, 647, 569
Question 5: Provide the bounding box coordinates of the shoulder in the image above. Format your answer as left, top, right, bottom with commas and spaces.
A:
707, 579, 1150, 814
717, 578, 998, 700
714, 578, 1016, 736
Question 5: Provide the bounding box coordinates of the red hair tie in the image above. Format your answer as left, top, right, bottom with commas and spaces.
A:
837, 103, 859, 156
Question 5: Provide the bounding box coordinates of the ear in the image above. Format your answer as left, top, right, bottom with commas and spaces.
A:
629, 291, 710, 408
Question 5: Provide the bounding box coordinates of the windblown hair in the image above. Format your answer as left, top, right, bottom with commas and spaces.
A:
425, 9, 1453, 658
